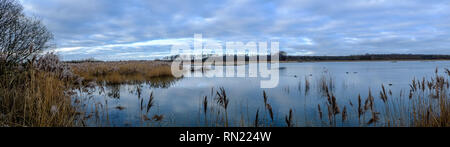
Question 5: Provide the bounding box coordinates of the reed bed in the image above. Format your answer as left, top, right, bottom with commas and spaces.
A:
407, 68, 449, 126
312, 69, 449, 127
69, 61, 175, 84
0, 53, 81, 127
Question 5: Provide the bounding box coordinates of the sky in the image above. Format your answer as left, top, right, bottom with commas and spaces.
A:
19, 0, 450, 61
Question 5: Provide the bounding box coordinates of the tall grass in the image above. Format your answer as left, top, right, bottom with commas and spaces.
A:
215, 87, 229, 127
70, 61, 175, 84
0, 53, 80, 127
315, 69, 449, 127
408, 68, 449, 126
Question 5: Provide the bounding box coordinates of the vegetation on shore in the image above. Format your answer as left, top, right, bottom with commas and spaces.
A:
285, 54, 450, 62
69, 61, 175, 84
0, 53, 81, 126
163, 53, 450, 63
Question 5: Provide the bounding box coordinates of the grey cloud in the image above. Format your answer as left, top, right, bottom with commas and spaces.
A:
19, 0, 450, 60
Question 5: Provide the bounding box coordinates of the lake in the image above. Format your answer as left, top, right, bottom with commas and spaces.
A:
74, 60, 450, 127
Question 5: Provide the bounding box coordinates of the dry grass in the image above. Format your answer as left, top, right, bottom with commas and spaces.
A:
302, 69, 449, 127
215, 87, 229, 127
0, 54, 80, 127
0, 71, 78, 127
408, 69, 449, 127
285, 109, 293, 127
69, 61, 175, 84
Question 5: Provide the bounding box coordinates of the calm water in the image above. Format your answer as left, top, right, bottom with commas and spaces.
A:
75, 61, 450, 127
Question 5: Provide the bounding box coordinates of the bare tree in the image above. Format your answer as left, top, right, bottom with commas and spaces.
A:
0, 0, 53, 64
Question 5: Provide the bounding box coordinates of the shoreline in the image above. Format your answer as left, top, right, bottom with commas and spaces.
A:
281, 59, 450, 63
65, 59, 450, 64
184, 59, 450, 66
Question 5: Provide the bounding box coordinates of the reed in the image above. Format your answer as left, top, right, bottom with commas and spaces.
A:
318, 104, 323, 120
324, 85, 340, 125
203, 96, 208, 115
263, 90, 268, 106
285, 109, 293, 127
70, 61, 175, 84
380, 84, 388, 103
215, 87, 229, 127
203, 96, 208, 125
358, 94, 363, 120
0, 54, 80, 127
266, 104, 274, 122
262, 90, 274, 124
305, 76, 310, 93
147, 92, 155, 113
408, 70, 449, 127
254, 109, 259, 127
319, 73, 334, 95
342, 106, 347, 122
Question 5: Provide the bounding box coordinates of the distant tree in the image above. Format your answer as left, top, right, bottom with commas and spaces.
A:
0, 0, 53, 64
277, 51, 287, 61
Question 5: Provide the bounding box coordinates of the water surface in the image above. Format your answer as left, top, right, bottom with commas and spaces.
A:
75, 60, 450, 127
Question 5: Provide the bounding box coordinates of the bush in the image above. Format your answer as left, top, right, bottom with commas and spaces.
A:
0, 0, 53, 65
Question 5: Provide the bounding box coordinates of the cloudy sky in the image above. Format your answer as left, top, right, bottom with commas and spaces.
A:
19, 0, 450, 61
